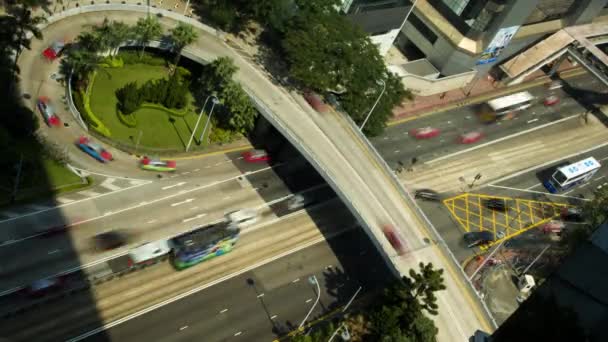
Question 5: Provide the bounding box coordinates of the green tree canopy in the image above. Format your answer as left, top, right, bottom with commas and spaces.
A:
133, 16, 163, 58
92, 18, 131, 56
169, 22, 198, 68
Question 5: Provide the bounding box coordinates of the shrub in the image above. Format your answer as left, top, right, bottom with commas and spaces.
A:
116, 81, 143, 115
117, 108, 137, 128
117, 51, 167, 66
163, 76, 188, 109
99, 57, 124, 68
80, 89, 111, 137
209, 125, 240, 144
140, 103, 188, 117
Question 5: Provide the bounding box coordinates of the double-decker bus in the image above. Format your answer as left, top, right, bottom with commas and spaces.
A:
480, 91, 535, 122
169, 223, 240, 270
543, 157, 601, 193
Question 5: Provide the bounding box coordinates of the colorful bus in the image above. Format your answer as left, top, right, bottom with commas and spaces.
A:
169, 224, 240, 270
543, 157, 601, 193
480, 91, 535, 122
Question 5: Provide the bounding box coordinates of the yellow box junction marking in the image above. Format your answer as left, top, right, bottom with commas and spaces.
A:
443, 193, 572, 249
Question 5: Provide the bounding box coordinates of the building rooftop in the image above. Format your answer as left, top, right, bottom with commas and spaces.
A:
347, 5, 410, 35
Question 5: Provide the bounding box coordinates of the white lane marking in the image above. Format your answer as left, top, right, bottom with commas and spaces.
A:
236, 156, 244, 160
234, 332, 242, 337
140, 201, 148, 205
305, 298, 313, 303
527, 118, 539, 124
526, 183, 542, 190
214, 162, 222, 166
55, 197, 75, 204
147, 219, 157, 224
182, 213, 207, 223
171, 198, 195, 207
205, 166, 211, 169
179, 326, 188, 331
292, 278, 300, 283
601, 156, 608, 161
486, 184, 590, 201
0, 181, 151, 224
220, 308, 228, 314
99, 178, 121, 191
162, 182, 186, 190
77, 190, 102, 197
27, 204, 50, 211
193, 169, 200, 172
256, 293, 264, 298
270, 315, 277, 320
182, 172, 190, 175
484, 140, 608, 188
170, 175, 179, 178
104, 211, 113, 216
0, 211, 20, 218
71, 167, 149, 182
48, 249, 60, 255
223, 196, 231, 200
65, 235, 333, 341
394, 150, 400, 153
189, 206, 199, 211
426, 114, 578, 164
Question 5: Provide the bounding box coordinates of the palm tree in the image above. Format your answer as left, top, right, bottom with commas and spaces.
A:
169, 22, 198, 71
61, 48, 101, 91
133, 16, 163, 59
92, 18, 131, 56
9, 6, 46, 74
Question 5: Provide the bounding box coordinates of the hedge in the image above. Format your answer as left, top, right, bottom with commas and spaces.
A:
99, 57, 124, 68
80, 72, 112, 137
117, 109, 137, 128
117, 51, 167, 66
140, 102, 190, 117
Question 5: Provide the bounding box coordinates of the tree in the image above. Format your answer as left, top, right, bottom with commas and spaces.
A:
168, 22, 198, 70
133, 16, 163, 59
219, 82, 257, 134
61, 48, 101, 89
5, 6, 46, 74
198, 56, 238, 94
92, 18, 131, 56
583, 186, 608, 229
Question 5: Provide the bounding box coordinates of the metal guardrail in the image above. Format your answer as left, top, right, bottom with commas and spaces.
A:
66, 72, 89, 131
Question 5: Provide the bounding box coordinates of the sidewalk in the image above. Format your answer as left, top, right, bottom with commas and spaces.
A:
399, 114, 607, 193
391, 60, 581, 122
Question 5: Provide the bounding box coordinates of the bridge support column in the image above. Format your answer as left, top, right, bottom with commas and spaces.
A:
549, 53, 568, 77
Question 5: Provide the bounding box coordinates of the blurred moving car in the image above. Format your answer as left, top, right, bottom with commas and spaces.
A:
93, 230, 129, 251
42, 40, 65, 61
410, 127, 441, 139
287, 193, 314, 210
24, 277, 64, 297
463, 231, 495, 248
140, 156, 176, 172
543, 94, 560, 106
484, 198, 507, 211
129, 240, 172, 266
414, 189, 440, 201
542, 220, 565, 234
76, 136, 113, 163
226, 209, 258, 228
459, 131, 483, 144
242, 149, 271, 163
303, 91, 329, 113
561, 207, 584, 222
382, 224, 408, 256
37, 96, 61, 127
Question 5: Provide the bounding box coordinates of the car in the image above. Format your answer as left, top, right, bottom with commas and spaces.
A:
410, 127, 441, 139
24, 277, 64, 297
382, 225, 408, 256
129, 240, 172, 265
287, 194, 314, 210
303, 91, 329, 113
484, 198, 507, 211
242, 149, 271, 163
226, 208, 258, 228
414, 189, 440, 201
543, 94, 560, 106
542, 220, 565, 234
42, 40, 65, 61
459, 131, 483, 144
93, 230, 129, 251
463, 231, 495, 248
140, 156, 176, 172
37, 96, 61, 127
561, 207, 584, 222
76, 136, 113, 163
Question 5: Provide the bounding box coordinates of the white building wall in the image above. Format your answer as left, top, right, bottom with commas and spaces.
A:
371, 28, 400, 56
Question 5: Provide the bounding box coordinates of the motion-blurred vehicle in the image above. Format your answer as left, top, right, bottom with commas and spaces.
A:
414, 189, 440, 201
140, 156, 176, 172
242, 149, 271, 163
484, 198, 507, 211
93, 230, 129, 251
382, 224, 408, 256
226, 208, 258, 228
463, 231, 495, 248
561, 207, 584, 222
542, 220, 565, 234
24, 277, 64, 297
543, 94, 560, 106
37, 96, 61, 127
76, 136, 113, 163
42, 40, 65, 61
287, 193, 314, 210
303, 91, 329, 113
128, 240, 172, 266
410, 127, 441, 139
459, 131, 483, 144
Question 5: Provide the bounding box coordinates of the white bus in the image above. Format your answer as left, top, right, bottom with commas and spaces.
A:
543, 157, 601, 193
487, 91, 535, 115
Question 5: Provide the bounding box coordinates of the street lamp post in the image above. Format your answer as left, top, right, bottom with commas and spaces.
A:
359, 80, 386, 131
299, 275, 321, 329
186, 95, 214, 152
198, 97, 220, 143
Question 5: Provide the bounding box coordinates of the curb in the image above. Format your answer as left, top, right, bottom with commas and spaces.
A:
388, 67, 586, 126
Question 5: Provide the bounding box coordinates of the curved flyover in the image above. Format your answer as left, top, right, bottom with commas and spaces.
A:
20, 5, 494, 339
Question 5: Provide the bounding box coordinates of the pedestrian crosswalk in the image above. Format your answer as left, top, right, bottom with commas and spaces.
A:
0, 177, 150, 221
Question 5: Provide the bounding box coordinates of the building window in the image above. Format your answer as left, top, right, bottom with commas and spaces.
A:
409, 13, 438, 44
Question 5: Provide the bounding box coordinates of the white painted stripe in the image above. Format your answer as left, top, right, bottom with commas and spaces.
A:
48, 249, 60, 255
129, 179, 151, 186
526, 183, 542, 190
527, 118, 539, 124
179, 326, 188, 331
99, 178, 121, 191
28, 204, 50, 211
0, 211, 20, 218
147, 219, 157, 224
220, 308, 228, 314
64, 235, 329, 341
270, 315, 277, 319
292, 278, 300, 283
71, 168, 149, 182
234, 332, 242, 337
77, 190, 103, 197
193, 169, 200, 172
256, 293, 264, 298
171, 198, 195, 207
161, 182, 186, 190
182, 213, 207, 223
426, 114, 578, 164
486, 184, 590, 201
306, 298, 313, 303
55, 197, 75, 204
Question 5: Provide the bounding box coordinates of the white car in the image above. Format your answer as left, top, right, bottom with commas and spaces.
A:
225, 209, 258, 228
287, 194, 313, 210
129, 240, 171, 264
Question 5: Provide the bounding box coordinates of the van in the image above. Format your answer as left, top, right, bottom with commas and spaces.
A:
226, 209, 258, 228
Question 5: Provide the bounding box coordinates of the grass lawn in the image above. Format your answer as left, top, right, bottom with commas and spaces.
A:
89, 64, 208, 150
